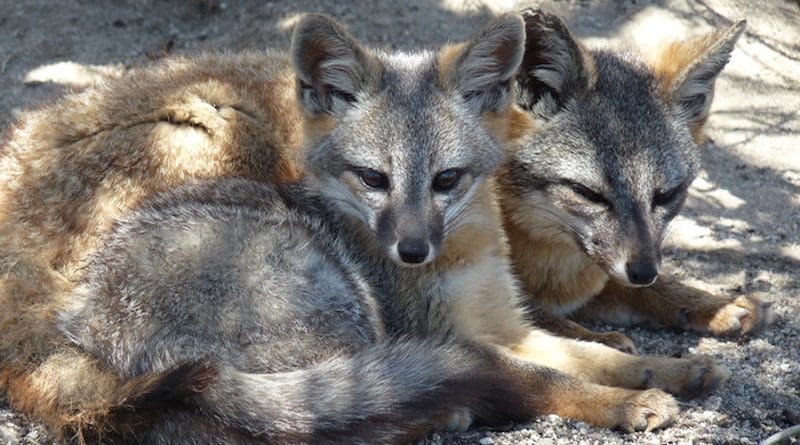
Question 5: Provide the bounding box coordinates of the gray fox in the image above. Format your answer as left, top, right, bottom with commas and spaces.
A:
0, 49, 304, 440
55, 13, 728, 443
2, 11, 728, 443
499, 9, 774, 352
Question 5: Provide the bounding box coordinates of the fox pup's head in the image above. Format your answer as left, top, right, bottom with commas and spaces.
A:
503, 9, 745, 287
291, 13, 524, 266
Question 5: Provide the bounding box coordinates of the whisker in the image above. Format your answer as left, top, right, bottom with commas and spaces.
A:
443, 201, 477, 236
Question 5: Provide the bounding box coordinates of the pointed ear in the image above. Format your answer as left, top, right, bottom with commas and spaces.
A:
291, 14, 380, 116
651, 21, 746, 130
441, 13, 525, 114
516, 8, 595, 115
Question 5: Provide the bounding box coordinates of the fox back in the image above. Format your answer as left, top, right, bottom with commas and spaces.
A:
501, 10, 745, 304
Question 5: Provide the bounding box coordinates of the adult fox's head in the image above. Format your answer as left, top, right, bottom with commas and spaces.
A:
502, 9, 745, 286
292, 13, 525, 266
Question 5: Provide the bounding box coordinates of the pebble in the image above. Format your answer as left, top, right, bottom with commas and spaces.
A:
479, 438, 495, 445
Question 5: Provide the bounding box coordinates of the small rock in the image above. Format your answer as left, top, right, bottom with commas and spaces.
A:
479, 437, 495, 445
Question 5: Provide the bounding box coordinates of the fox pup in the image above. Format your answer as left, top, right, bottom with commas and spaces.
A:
500, 9, 774, 352
4, 13, 728, 443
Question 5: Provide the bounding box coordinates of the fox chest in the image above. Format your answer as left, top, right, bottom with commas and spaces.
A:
383, 248, 524, 344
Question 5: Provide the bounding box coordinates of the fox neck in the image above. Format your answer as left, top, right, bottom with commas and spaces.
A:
500, 197, 609, 315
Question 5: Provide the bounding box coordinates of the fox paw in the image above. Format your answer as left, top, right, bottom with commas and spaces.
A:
705, 295, 775, 336
444, 408, 473, 432
618, 388, 679, 432
593, 331, 638, 355
645, 355, 730, 398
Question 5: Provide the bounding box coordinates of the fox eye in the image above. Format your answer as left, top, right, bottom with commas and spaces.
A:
359, 169, 389, 190
653, 186, 680, 207
330, 88, 357, 105
570, 183, 607, 205
432, 169, 462, 192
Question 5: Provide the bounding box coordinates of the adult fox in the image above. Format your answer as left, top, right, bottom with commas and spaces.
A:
2, 11, 726, 443
500, 9, 773, 352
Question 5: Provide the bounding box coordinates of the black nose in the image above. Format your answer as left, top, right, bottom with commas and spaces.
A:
625, 261, 658, 285
397, 238, 429, 264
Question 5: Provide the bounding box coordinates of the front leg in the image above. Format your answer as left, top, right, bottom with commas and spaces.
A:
485, 344, 680, 432
527, 305, 637, 354
445, 249, 725, 397
507, 328, 729, 399
446, 250, 717, 431
575, 275, 775, 336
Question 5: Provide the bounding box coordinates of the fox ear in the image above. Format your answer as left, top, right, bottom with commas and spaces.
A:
444, 13, 525, 114
516, 8, 594, 116
651, 21, 745, 130
291, 14, 379, 116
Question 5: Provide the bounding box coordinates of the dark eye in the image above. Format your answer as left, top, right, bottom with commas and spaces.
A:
570, 183, 607, 205
331, 89, 357, 105
359, 169, 389, 190
653, 187, 681, 207
433, 169, 462, 192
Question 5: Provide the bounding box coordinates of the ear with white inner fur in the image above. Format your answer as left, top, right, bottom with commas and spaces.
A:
447, 13, 525, 114
515, 8, 594, 117
291, 14, 379, 117
657, 21, 746, 125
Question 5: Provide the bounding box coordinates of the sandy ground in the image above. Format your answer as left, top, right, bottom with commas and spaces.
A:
1, 0, 798, 444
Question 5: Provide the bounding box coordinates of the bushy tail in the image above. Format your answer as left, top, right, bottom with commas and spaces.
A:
1, 253, 527, 444
0, 249, 218, 444
148, 338, 528, 444
0, 351, 217, 444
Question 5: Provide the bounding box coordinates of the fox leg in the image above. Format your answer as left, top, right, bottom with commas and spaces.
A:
487, 345, 679, 432
575, 275, 775, 337
505, 328, 729, 399
526, 305, 637, 354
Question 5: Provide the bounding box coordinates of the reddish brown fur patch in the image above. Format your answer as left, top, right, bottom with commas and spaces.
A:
302, 113, 337, 153
500, 200, 608, 308
649, 30, 729, 143
437, 183, 506, 269
690, 116, 709, 144
437, 42, 467, 85
505, 106, 536, 144
481, 106, 535, 148
649, 32, 725, 92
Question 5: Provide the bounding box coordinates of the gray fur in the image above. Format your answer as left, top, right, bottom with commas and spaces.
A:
58, 13, 529, 444
292, 13, 381, 117
506, 9, 743, 285
448, 13, 526, 113
516, 8, 594, 116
